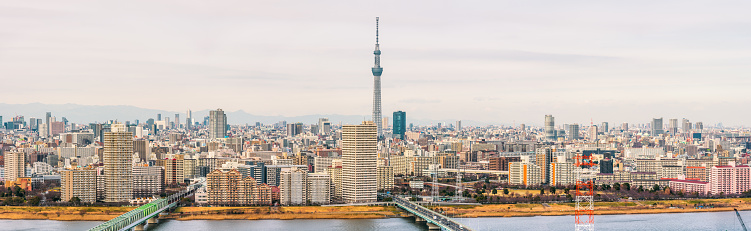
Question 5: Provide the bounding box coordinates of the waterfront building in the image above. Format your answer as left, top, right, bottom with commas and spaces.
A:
61, 168, 97, 203
207, 169, 271, 206
280, 167, 308, 205
710, 162, 751, 195
307, 172, 331, 205
104, 124, 133, 203
669, 180, 709, 195
342, 121, 378, 203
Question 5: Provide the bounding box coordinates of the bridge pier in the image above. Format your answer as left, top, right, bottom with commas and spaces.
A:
148, 217, 158, 224
427, 222, 441, 230
415, 217, 426, 222
134, 223, 145, 231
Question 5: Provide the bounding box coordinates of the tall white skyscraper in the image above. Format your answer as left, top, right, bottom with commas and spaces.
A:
104, 124, 133, 202
186, 109, 192, 130
342, 121, 378, 203
209, 109, 227, 139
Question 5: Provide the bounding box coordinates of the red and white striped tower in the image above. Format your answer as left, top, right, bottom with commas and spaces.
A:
575, 151, 596, 231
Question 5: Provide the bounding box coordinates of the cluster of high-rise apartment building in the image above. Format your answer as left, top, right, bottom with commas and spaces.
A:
2, 109, 750, 207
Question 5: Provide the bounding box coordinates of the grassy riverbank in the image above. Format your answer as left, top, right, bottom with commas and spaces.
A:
3, 198, 751, 221
0, 206, 133, 221
433, 198, 751, 218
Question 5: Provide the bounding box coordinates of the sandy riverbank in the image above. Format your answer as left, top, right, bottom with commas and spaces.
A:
3, 198, 751, 221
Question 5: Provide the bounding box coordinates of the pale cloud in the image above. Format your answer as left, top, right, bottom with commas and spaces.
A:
1, 0, 750, 126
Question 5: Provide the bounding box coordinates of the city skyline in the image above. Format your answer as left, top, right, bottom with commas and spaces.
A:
2, 1, 751, 125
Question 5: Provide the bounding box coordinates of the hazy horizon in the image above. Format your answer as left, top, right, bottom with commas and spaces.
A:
1, 1, 750, 126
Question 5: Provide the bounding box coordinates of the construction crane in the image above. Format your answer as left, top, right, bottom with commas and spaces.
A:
735, 208, 747, 231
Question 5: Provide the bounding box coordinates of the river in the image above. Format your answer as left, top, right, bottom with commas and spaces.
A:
1, 210, 748, 230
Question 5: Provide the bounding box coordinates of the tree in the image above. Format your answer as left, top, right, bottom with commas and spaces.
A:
69, 197, 82, 205
485, 178, 490, 184
623, 183, 631, 191
613, 183, 621, 191
28, 196, 41, 206
652, 184, 660, 192
564, 188, 570, 194
550, 187, 556, 194
637, 186, 644, 192
492, 189, 498, 195
539, 188, 545, 195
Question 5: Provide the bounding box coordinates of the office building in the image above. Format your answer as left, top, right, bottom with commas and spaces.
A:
186, 109, 192, 130
588, 125, 598, 141
668, 118, 678, 134
568, 124, 580, 140
209, 109, 227, 139
104, 124, 133, 203
651, 118, 664, 136
318, 118, 331, 135
544, 115, 555, 141
393, 111, 406, 140
342, 121, 378, 203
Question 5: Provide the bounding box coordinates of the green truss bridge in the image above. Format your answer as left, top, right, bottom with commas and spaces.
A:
87, 179, 204, 231
393, 196, 474, 231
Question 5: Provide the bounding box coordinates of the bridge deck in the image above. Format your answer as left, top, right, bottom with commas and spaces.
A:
394, 196, 474, 231
87, 180, 204, 231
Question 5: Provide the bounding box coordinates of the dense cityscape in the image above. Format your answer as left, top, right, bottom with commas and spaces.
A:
2, 107, 751, 228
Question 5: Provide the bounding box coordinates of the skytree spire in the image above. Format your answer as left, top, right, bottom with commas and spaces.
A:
371, 17, 383, 138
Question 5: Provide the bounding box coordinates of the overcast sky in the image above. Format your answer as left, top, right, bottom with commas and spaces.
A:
1, 1, 750, 126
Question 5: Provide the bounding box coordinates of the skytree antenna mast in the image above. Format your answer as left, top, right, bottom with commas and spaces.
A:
371, 17, 383, 138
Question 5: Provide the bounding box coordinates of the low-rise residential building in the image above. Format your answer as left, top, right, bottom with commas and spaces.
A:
710, 162, 751, 195
669, 180, 709, 195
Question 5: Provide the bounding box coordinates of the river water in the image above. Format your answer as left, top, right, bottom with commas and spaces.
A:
1, 210, 747, 230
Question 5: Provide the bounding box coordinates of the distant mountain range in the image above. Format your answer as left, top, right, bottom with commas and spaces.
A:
0, 103, 490, 126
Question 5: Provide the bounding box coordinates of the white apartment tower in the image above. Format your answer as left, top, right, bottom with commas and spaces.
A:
342, 121, 378, 203
104, 123, 133, 203
3, 151, 25, 182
